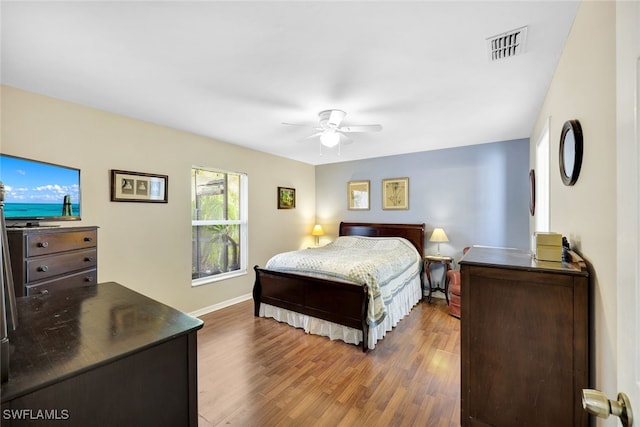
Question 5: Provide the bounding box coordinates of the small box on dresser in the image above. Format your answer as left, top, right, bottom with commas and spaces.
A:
534, 231, 563, 262
7, 226, 98, 297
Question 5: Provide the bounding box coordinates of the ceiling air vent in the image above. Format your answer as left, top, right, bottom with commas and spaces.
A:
487, 26, 528, 61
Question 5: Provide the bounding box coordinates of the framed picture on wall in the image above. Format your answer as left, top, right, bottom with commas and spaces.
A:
347, 180, 370, 210
382, 177, 409, 210
277, 186, 296, 209
110, 169, 168, 203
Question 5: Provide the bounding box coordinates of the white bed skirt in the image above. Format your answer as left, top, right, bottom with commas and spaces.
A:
259, 275, 422, 350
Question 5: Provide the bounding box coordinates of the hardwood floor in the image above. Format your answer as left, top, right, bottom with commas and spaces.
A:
197, 298, 461, 427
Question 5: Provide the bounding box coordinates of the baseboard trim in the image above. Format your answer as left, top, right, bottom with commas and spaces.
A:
189, 293, 253, 318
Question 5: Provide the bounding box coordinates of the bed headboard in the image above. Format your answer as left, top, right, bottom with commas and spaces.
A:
339, 222, 425, 256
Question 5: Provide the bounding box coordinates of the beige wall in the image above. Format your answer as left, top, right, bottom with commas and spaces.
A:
530, 0, 617, 415
1, 85, 316, 313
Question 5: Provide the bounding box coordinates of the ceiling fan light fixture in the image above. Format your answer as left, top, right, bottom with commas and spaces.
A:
283, 109, 381, 153
320, 130, 340, 147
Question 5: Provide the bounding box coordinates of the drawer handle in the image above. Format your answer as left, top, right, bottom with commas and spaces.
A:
38, 265, 49, 272
84, 256, 95, 262
84, 236, 93, 242
38, 241, 49, 248
84, 276, 95, 282
40, 289, 49, 295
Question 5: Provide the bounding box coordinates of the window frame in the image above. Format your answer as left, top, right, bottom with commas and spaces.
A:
534, 118, 550, 233
191, 166, 248, 287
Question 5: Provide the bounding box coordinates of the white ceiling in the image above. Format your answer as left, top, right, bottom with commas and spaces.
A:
1, 1, 579, 165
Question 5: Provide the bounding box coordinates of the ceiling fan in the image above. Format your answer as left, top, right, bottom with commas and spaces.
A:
283, 109, 382, 151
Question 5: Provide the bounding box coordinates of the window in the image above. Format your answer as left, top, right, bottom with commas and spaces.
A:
191, 167, 247, 285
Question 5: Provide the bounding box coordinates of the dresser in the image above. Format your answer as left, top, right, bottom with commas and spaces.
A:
7, 226, 98, 297
460, 246, 590, 427
1, 282, 204, 427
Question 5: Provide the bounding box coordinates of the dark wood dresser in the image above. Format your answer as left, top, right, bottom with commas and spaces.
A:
460, 246, 590, 427
1, 282, 204, 427
7, 226, 98, 297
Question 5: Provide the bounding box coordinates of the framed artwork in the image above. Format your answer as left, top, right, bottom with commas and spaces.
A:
382, 177, 409, 210
347, 180, 370, 210
110, 169, 168, 203
277, 186, 296, 209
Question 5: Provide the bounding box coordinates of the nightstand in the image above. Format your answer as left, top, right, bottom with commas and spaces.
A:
424, 255, 453, 304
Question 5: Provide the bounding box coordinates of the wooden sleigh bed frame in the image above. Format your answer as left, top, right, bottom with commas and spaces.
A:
253, 222, 425, 352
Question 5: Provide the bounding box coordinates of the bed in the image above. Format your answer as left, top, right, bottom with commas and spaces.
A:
253, 222, 425, 352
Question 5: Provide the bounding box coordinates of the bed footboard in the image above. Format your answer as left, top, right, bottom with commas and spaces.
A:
253, 266, 369, 352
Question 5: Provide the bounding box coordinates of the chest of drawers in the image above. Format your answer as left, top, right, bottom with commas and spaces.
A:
7, 226, 98, 297
459, 246, 589, 427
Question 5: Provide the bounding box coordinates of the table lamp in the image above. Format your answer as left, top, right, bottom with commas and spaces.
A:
430, 228, 449, 255
312, 224, 324, 246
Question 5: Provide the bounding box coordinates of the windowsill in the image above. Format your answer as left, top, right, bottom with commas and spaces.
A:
191, 269, 247, 287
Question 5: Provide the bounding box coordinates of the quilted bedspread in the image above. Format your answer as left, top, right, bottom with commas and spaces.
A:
265, 236, 422, 327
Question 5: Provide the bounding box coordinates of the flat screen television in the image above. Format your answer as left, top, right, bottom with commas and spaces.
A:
0, 154, 81, 226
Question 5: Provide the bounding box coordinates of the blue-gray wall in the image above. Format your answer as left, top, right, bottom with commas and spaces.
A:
315, 139, 530, 261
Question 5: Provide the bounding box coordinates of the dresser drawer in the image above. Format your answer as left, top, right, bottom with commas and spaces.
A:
26, 248, 98, 282
25, 268, 97, 296
26, 229, 97, 257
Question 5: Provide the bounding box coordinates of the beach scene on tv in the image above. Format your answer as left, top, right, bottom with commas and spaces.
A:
1, 155, 80, 220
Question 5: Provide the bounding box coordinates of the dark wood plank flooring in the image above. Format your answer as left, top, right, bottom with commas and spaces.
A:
197, 298, 461, 427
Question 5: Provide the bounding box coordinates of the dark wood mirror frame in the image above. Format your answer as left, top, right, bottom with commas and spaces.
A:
529, 169, 535, 216
559, 119, 583, 186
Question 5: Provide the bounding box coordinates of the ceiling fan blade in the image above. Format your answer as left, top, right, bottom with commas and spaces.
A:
339, 124, 383, 133
298, 132, 322, 142
282, 122, 322, 130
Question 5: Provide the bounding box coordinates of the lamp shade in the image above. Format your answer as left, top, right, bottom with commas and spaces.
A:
312, 224, 325, 236
430, 228, 449, 243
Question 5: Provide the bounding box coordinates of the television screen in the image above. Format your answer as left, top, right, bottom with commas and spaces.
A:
0, 154, 81, 224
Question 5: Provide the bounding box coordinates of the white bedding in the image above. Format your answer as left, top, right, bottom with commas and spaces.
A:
259, 235, 423, 350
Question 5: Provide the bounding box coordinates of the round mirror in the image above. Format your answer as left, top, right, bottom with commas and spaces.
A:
559, 120, 583, 186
